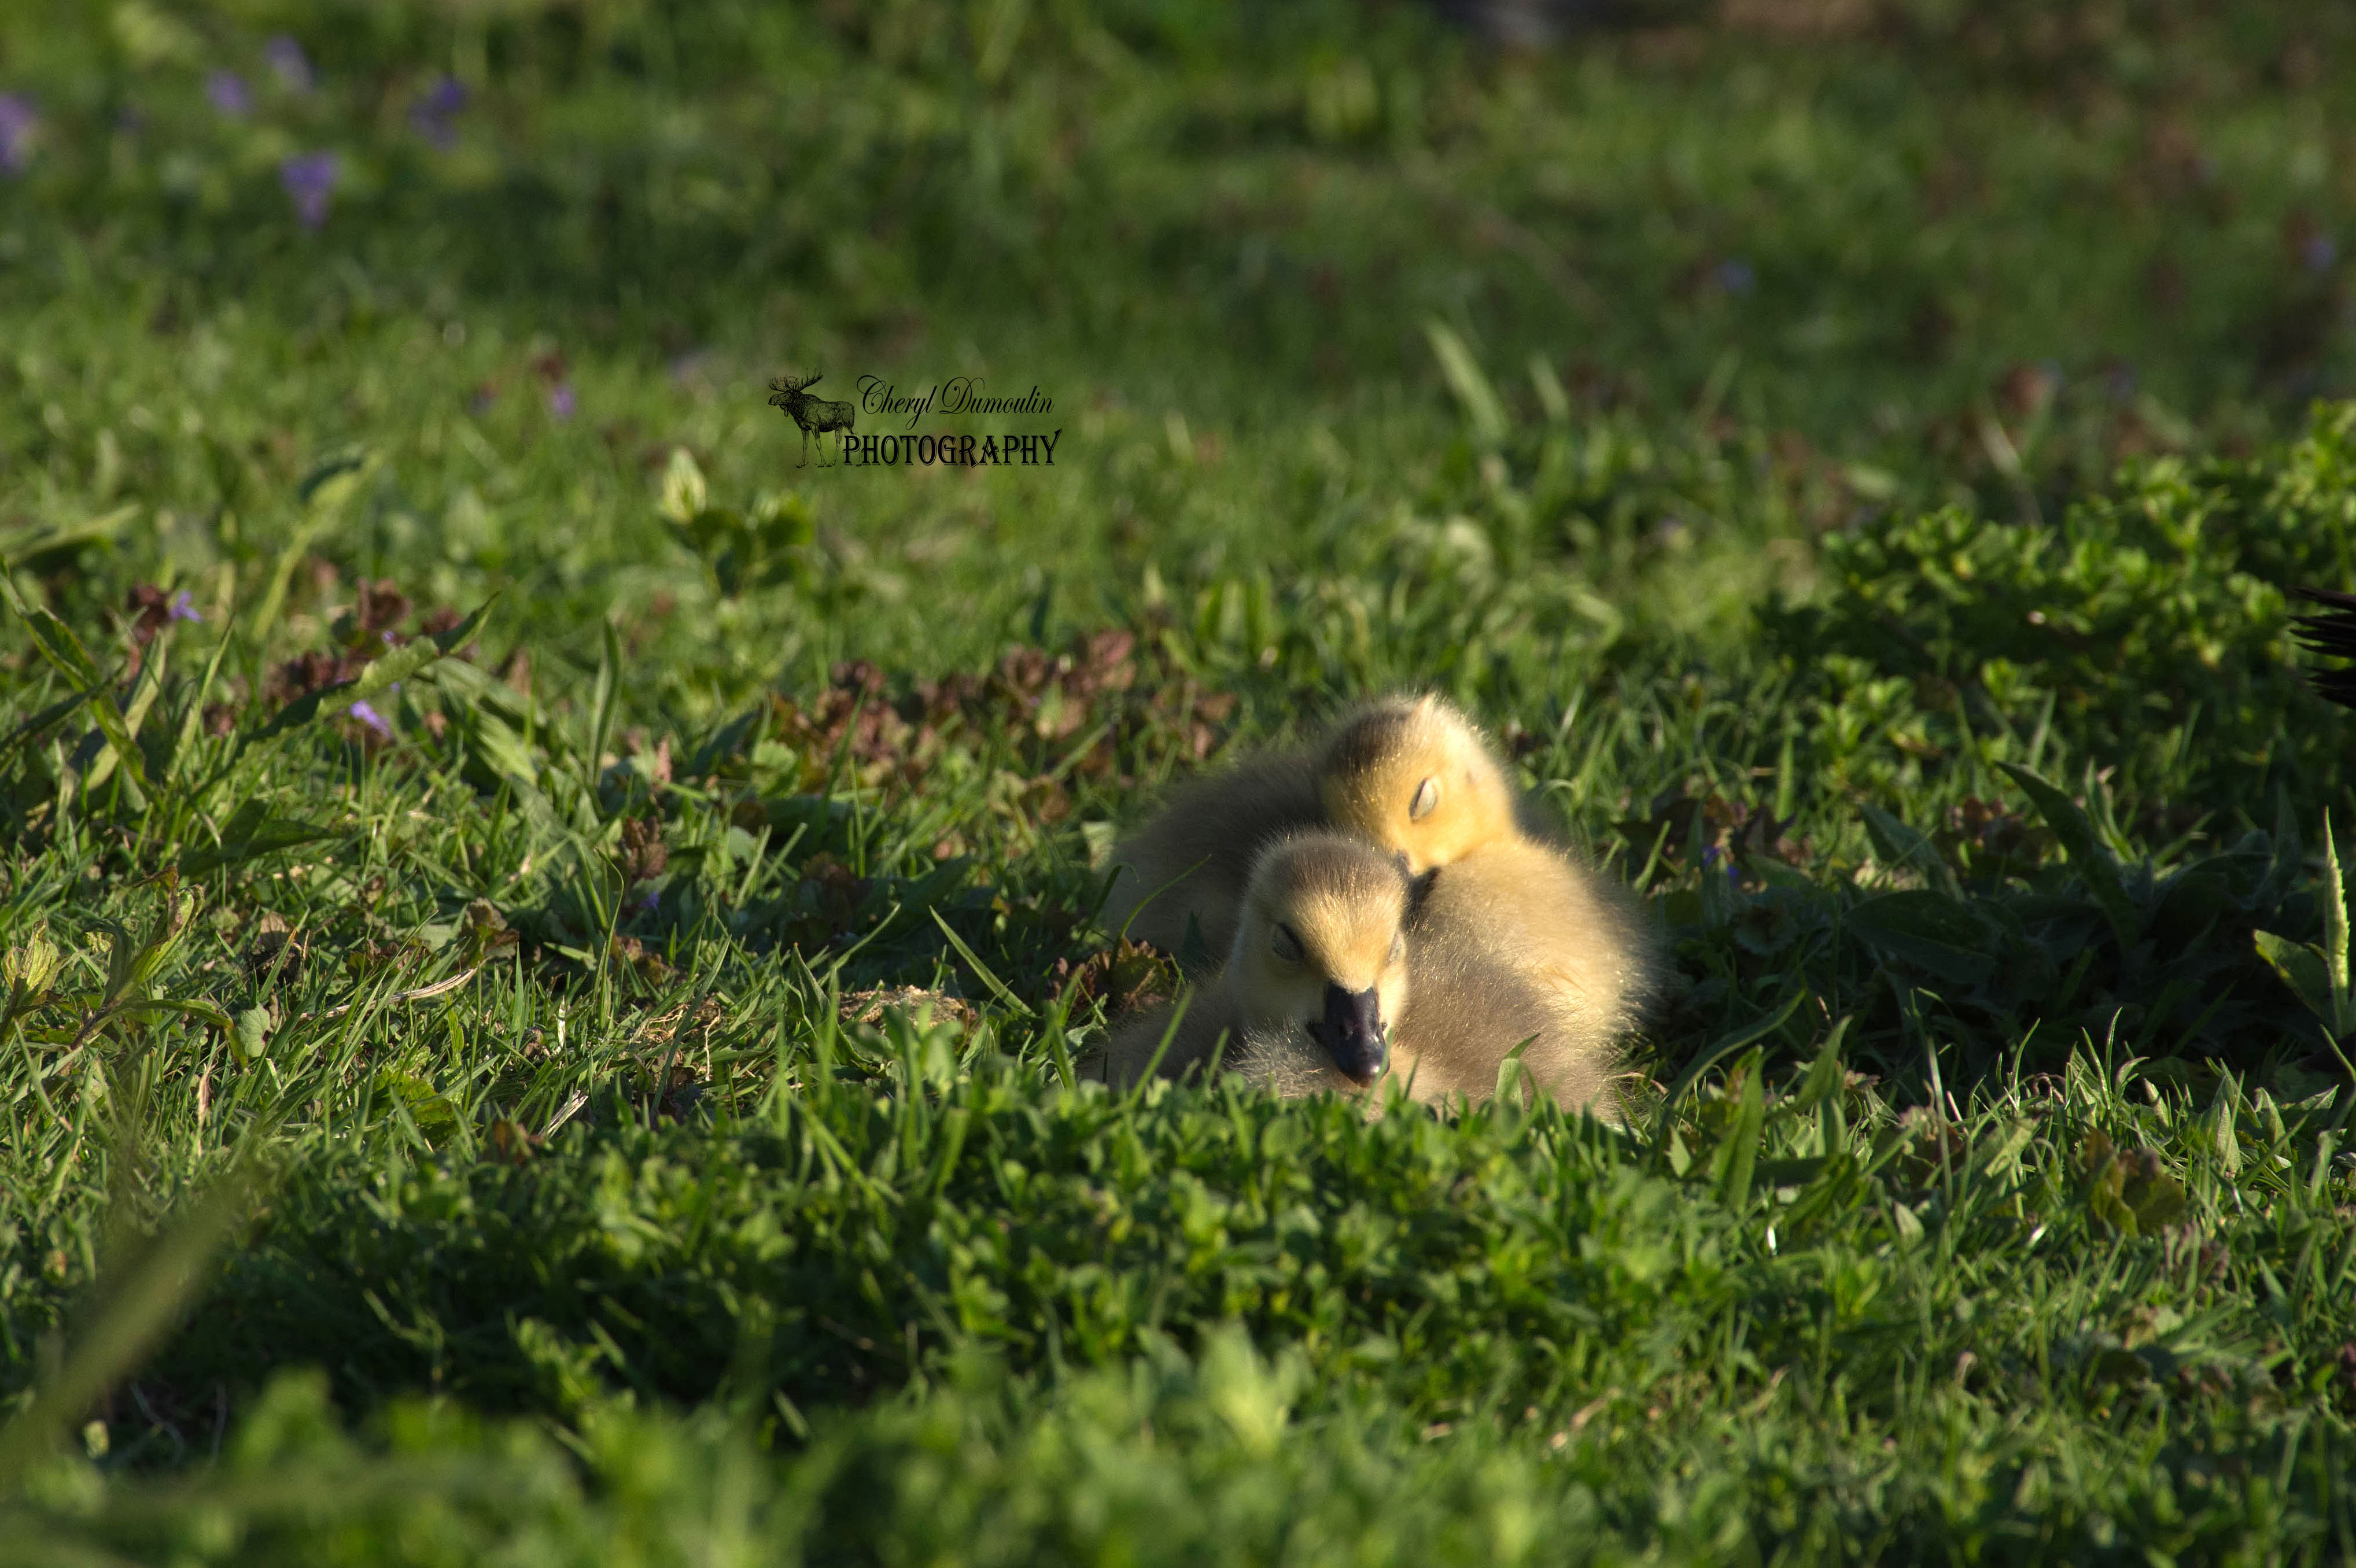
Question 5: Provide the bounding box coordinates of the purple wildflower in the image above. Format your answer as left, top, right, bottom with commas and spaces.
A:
264, 36, 314, 94
2303, 234, 2339, 275
547, 382, 576, 420
167, 589, 202, 623
637, 890, 661, 914
205, 70, 252, 118
348, 700, 393, 740
279, 150, 339, 230
409, 75, 468, 150
0, 94, 38, 175
1711, 260, 1756, 296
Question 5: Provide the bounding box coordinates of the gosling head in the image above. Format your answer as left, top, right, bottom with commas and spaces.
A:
1224, 832, 1412, 1087
1317, 694, 1519, 875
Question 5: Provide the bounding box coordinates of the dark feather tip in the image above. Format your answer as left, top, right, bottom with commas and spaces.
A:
2292, 585, 2356, 710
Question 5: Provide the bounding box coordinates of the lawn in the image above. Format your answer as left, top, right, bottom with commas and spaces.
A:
3, 1, 2356, 1561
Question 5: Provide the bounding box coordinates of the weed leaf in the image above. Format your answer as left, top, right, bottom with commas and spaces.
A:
1846, 891, 1997, 984
180, 799, 345, 875
1996, 762, 2140, 951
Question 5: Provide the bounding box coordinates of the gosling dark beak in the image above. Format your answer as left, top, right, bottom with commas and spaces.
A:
1307, 983, 1387, 1086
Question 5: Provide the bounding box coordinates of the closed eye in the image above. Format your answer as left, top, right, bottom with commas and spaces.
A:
1409, 777, 1439, 821
1270, 923, 1304, 964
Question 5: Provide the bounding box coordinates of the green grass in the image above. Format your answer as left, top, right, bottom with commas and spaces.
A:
4, 1, 2356, 1560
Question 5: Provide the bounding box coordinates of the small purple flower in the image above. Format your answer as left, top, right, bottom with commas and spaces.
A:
348, 700, 393, 740
264, 36, 314, 94
1711, 260, 1756, 296
167, 589, 202, 623
0, 94, 38, 175
205, 70, 252, 118
547, 382, 576, 420
279, 150, 339, 230
636, 891, 661, 914
409, 75, 469, 150
2303, 234, 2338, 275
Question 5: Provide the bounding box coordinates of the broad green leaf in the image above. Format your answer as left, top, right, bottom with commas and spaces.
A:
246, 516, 334, 652
6, 600, 148, 803
113, 997, 231, 1032
659, 447, 708, 523
2203, 1072, 2244, 1179
1788, 1015, 1853, 1112
110, 883, 196, 1005
421, 654, 532, 724
377, 1070, 462, 1142
0, 503, 135, 567
1709, 1047, 1767, 1209
256, 596, 499, 742
296, 450, 370, 506
1996, 762, 2139, 952
2254, 929, 2336, 1028
1845, 890, 1997, 984
1860, 804, 1960, 899
232, 1006, 271, 1065
1424, 320, 1507, 447
0, 680, 106, 766
83, 628, 169, 794
17, 606, 105, 689
180, 799, 346, 876
1756, 1156, 1828, 1189
343, 596, 499, 711
1971, 1119, 2037, 1185
470, 711, 543, 789
2077, 1131, 2190, 1239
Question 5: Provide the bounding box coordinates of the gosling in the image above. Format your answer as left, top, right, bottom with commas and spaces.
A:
1323, 692, 1652, 1111
1102, 831, 1411, 1090
1390, 848, 1646, 1118
1100, 693, 1534, 963
1211, 849, 1635, 1118
1317, 692, 1554, 872
1100, 823, 1636, 1119
1097, 748, 1322, 965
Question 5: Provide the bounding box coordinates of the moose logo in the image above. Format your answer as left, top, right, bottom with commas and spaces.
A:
768, 372, 856, 466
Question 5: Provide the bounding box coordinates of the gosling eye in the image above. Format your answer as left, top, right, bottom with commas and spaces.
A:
1409, 777, 1440, 821
1269, 923, 1304, 964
